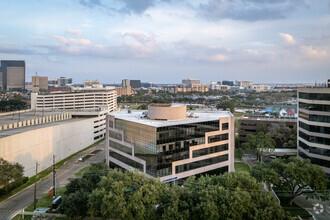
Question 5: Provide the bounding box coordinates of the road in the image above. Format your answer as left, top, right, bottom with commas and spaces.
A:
0, 140, 105, 220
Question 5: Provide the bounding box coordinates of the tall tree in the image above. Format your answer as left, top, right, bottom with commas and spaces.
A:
242, 130, 275, 162
0, 158, 24, 188
251, 157, 329, 206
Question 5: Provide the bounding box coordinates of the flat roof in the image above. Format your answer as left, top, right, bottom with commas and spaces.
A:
0, 118, 86, 138
0, 111, 63, 126
111, 110, 232, 127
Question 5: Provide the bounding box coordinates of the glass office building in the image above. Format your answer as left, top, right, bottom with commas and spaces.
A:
297, 87, 330, 176
106, 105, 234, 182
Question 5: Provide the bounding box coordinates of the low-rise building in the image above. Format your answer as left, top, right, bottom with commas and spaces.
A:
106, 104, 234, 183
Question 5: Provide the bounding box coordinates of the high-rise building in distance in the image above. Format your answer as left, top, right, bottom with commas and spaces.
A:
0, 60, 25, 90
32, 75, 48, 92
182, 78, 200, 87
297, 87, 330, 176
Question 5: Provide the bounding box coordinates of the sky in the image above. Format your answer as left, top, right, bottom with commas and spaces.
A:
0, 0, 330, 84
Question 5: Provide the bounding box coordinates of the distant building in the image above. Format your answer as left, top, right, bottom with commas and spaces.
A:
115, 86, 132, 96
107, 104, 234, 183
297, 87, 330, 175
252, 84, 271, 92
0, 60, 25, 91
32, 75, 48, 92
57, 77, 72, 87
239, 81, 253, 88
31, 89, 117, 113
84, 80, 99, 88
122, 79, 141, 89
221, 80, 234, 86
238, 116, 297, 148
182, 78, 200, 87
141, 82, 153, 88
48, 79, 57, 86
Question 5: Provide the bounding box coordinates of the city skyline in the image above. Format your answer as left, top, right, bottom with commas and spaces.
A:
1, 0, 330, 84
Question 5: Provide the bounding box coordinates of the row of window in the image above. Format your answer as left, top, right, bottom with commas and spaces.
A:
156, 121, 220, 145
109, 150, 144, 172
109, 130, 122, 141
298, 150, 330, 168
299, 102, 330, 112
175, 154, 228, 174
299, 111, 330, 123
299, 121, 330, 134
299, 141, 330, 157
208, 133, 229, 143
109, 140, 132, 155
193, 144, 229, 158
299, 92, 330, 101
299, 131, 330, 146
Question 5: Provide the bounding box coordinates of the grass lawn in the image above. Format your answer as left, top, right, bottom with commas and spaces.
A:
0, 138, 104, 203
234, 162, 250, 172
12, 215, 33, 220
129, 105, 140, 109
76, 166, 91, 177
25, 187, 66, 212
233, 112, 245, 118
234, 149, 243, 159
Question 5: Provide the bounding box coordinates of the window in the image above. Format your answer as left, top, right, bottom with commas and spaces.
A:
193, 144, 228, 158
299, 92, 330, 101
208, 133, 228, 143
222, 123, 229, 130
175, 154, 228, 173
109, 150, 143, 171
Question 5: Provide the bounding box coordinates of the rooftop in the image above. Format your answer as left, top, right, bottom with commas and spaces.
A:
111, 110, 232, 127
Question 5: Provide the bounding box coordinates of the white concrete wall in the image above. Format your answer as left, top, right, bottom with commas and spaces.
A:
0, 118, 96, 177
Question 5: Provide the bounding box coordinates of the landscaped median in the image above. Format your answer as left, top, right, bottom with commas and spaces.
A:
0, 138, 104, 203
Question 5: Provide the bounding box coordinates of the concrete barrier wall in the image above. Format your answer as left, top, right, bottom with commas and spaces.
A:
0, 117, 96, 177
0, 112, 72, 131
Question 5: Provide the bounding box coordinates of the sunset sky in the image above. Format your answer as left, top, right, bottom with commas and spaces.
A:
1, 0, 330, 84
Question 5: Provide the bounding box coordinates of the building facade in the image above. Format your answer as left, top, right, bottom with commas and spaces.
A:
32, 75, 48, 92
297, 87, 330, 175
31, 90, 117, 112
84, 80, 99, 88
106, 104, 234, 182
0, 60, 25, 90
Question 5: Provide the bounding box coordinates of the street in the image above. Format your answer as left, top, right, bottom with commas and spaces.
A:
0, 140, 105, 220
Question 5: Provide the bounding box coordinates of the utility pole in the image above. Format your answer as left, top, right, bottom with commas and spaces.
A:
53, 155, 56, 198
34, 162, 39, 210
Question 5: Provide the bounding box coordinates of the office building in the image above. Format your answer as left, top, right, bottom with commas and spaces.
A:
182, 78, 200, 87
122, 79, 141, 89
239, 81, 253, 88
297, 87, 330, 175
238, 116, 297, 148
221, 80, 234, 86
84, 80, 99, 88
106, 104, 234, 182
57, 77, 72, 87
0, 60, 25, 90
252, 84, 271, 92
31, 89, 117, 113
32, 75, 48, 92
115, 86, 132, 96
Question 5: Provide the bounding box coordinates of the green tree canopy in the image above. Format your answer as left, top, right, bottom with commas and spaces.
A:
242, 130, 275, 162
0, 158, 24, 188
251, 157, 329, 206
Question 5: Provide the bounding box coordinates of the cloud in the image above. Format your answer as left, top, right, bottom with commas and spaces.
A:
67, 29, 82, 36
0, 46, 34, 55
174, 40, 274, 63
48, 32, 159, 59
197, 0, 307, 22
279, 33, 296, 45
300, 46, 327, 59
50, 36, 91, 45
79, 0, 102, 8
119, 0, 155, 14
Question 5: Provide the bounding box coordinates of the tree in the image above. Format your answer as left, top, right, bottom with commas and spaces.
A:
268, 124, 297, 148
58, 162, 109, 219
89, 169, 167, 219
242, 130, 275, 162
216, 101, 235, 113
88, 169, 287, 220
0, 158, 24, 188
251, 157, 329, 206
